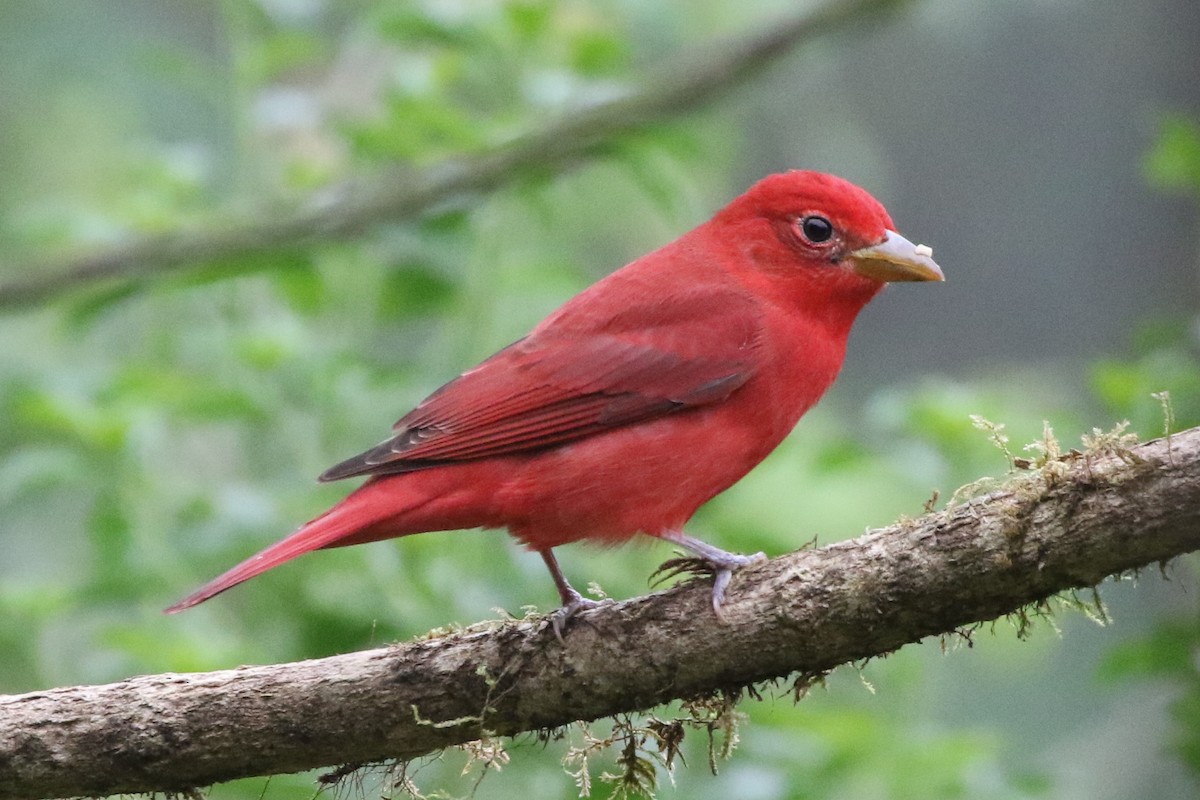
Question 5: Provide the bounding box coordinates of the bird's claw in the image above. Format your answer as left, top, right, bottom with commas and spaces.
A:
548, 594, 610, 642
709, 551, 766, 618
649, 555, 713, 587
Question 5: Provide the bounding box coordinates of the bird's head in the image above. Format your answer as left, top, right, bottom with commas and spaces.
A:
708, 170, 943, 310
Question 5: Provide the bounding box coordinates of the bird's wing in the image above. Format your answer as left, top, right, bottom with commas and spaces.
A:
319, 284, 761, 481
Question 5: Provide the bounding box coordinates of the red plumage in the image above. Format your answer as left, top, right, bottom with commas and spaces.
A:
167, 170, 942, 616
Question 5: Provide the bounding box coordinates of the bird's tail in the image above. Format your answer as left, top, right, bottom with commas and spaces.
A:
165, 478, 410, 613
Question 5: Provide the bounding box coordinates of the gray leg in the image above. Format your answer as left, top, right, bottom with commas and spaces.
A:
540, 548, 605, 641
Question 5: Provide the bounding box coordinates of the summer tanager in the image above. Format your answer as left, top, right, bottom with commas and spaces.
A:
167, 170, 943, 628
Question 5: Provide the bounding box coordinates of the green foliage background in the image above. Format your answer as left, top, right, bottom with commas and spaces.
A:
1, 1, 1199, 798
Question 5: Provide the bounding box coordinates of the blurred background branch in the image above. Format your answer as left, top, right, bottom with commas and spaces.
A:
0, 0, 906, 311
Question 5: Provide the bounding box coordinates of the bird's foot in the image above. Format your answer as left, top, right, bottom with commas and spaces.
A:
653, 534, 767, 618
548, 591, 610, 642
539, 548, 612, 641
708, 550, 767, 617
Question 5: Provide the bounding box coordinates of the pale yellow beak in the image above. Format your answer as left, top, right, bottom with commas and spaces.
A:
849, 230, 944, 283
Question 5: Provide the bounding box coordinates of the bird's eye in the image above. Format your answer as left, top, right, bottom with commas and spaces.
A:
799, 215, 834, 244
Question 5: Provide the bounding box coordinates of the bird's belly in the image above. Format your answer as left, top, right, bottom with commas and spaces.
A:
495, 402, 791, 549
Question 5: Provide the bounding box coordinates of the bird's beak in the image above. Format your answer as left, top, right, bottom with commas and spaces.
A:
849, 231, 944, 282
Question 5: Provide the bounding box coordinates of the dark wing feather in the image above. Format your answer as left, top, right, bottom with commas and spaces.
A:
320, 284, 761, 481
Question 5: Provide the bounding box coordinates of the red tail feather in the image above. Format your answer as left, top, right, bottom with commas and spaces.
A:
165, 488, 390, 613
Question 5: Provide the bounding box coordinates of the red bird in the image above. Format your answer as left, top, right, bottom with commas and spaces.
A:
167, 171, 942, 630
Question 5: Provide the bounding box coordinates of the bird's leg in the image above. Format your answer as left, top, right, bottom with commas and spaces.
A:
661, 532, 766, 617
541, 548, 605, 641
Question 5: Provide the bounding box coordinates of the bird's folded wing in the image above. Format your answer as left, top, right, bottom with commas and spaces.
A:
320, 288, 761, 481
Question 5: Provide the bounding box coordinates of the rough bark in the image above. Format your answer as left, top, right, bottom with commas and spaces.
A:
0, 0, 910, 311
1, 427, 1198, 799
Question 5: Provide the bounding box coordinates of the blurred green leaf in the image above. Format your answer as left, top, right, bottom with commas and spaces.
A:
375, 7, 478, 48
570, 29, 628, 76
243, 31, 329, 83
272, 262, 326, 314
1091, 319, 1200, 435
347, 93, 487, 161
1146, 114, 1200, 195
378, 263, 457, 317
87, 490, 132, 578
1101, 614, 1200, 780
10, 387, 127, 452
60, 284, 144, 329
1099, 620, 1198, 681
504, 0, 553, 42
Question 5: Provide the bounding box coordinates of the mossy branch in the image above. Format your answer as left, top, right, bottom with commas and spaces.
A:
0, 0, 910, 311
2, 425, 1199, 799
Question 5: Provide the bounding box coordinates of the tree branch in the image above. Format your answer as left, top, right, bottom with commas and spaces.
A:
2, 426, 1198, 799
0, 0, 910, 312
